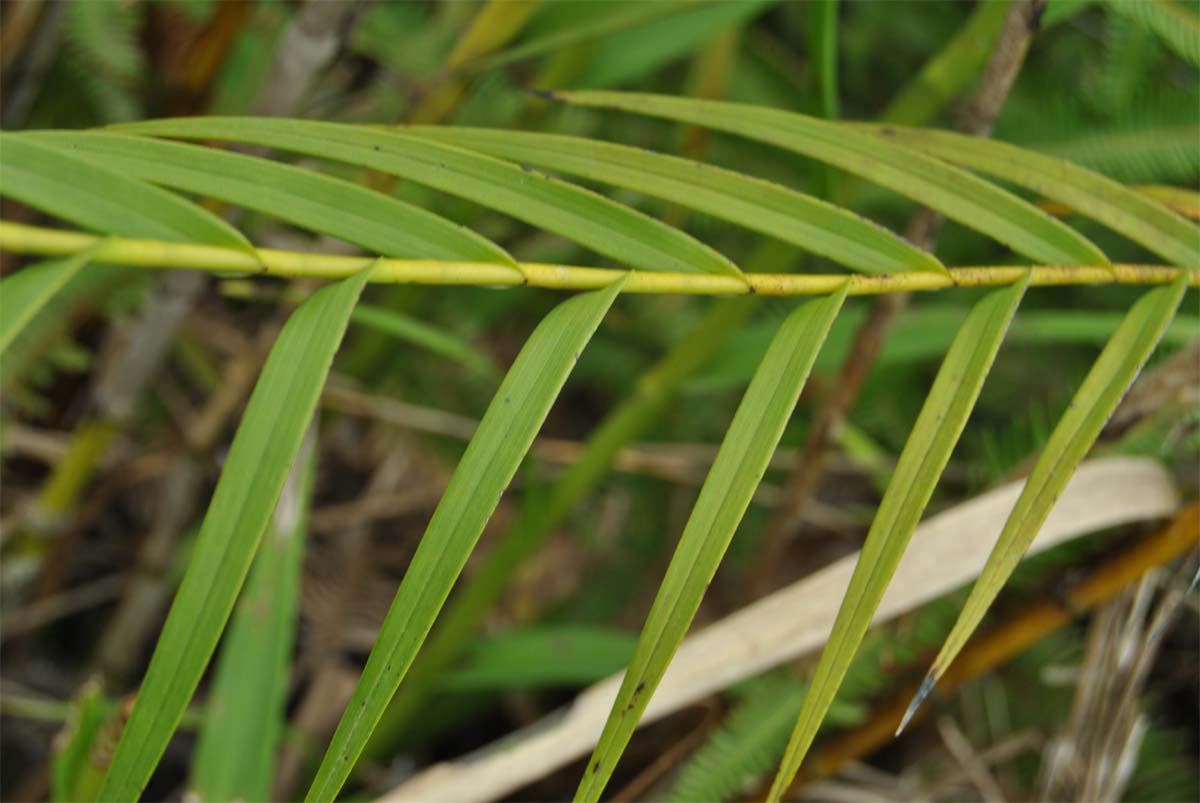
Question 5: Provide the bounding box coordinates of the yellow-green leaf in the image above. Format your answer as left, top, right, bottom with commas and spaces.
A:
910, 273, 1189, 724
549, 91, 1110, 267
0, 245, 102, 355
861, 124, 1200, 267
401, 126, 944, 276
575, 284, 847, 803
305, 280, 625, 803
767, 273, 1030, 801
26, 131, 516, 265
0, 133, 250, 251
97, 265, 375, 802
112, 117, 743, 277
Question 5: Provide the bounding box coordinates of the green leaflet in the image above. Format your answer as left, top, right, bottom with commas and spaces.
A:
0, 246, 101, 355
27, 131, 516, 265
351, 304, 501, 381
917, 274, 1189, 707
862, 124, 1200, 267
550, 91, 1110, 267
111, 117, 743, 278
304, 280, 624, 803
766, 273, 1030, 801
575, 284, 848, 803
97, 264, 375, 802
401, 127, 943, 276
0, 134, 249, 251
188, 432, 316, 803
53, 681, 118, 803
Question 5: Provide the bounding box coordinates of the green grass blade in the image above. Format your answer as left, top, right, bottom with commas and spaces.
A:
401, 127, 943, 276
863, 124, 1200, 267
188, 431, 316, 803
766, 273, 1030, 801
550, 91, 1110, 266
0, 134, 249, 251
440, 626, 637, 692
304, 279, 625, 803
25, 131, 516, 265
575, 284, 848, 803
808, 0, 840, 122
111, 118, 743, 278
0, 245, 101, 355
96, 265, 375, 802
351, 304, 501, 381
910, 273, 1189, 723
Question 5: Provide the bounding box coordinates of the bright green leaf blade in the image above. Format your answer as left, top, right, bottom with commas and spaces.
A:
862, 124, 1200, 267
551, 91, 1110, 266
52, 680, 118, 803
807, 0, 840, 122
304, 279, 625, 803
24, 131, 516, 265
919, 274, 1189, 709
767, 273, 1030, 801
111, 117, 743, 277
1106, 0, 1200, 67
0, 245, 101, 355
97, 265, 375, 803
401, 126, 943, 276
0, 134, 250, 251
189, 432, 316, 803
351, 304, 500, 381
575, 284, 848, 803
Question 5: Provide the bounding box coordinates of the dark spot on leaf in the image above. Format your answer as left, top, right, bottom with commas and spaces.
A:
592, 761, 600, 774
880, 126, 895, 137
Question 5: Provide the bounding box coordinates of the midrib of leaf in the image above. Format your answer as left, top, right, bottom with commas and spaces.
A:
304, 280, 624, 803
551, 91, 1110, 267
920, 273, 1189, 704
110, 117, 743, 278
767, 273, 1030, 801
575, 284, 848, 803
97, 265, 375, 803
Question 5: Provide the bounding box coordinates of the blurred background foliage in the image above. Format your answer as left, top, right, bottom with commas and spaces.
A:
0, 1, 1196, 801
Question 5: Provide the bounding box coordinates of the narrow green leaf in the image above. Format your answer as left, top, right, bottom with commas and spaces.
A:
863, 124, 1200, 267
0, 134, 250, 251
402, 126, 943, 275
351, 304, 501, 381
440, 626, 638, 692
25, 131, 516, 265
189, 431, 316, 803
0, 245, 101, 355
305, 280, 625, 803
575, 284, 848, 803
550, 91, 1110, 266
916, 274, 1188, 704
767, 273, 1030, 801
97, 265, 375, 802
807, 0, 840, 122
112, 117, 743, 277
52, 681, 118, 803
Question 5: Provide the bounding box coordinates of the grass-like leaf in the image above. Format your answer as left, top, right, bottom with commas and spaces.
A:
188, 431, 316, 803
112, 118, 743, 278
766, 273, 1031, 801
440, 626, 638, 692
304, 279, 625, 802
401, 126, 944, 276
0, 134, 249, 250
862, 124, 1200, 267
912, 273, 1189, 715
96, 264, 375, 802
549, 91, 1110, 267
575, 284, 848, 803
1106, 0, 1200, 67
27, 131, 516, 264
0, 245, 101, 355
351, 304, 501, 381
